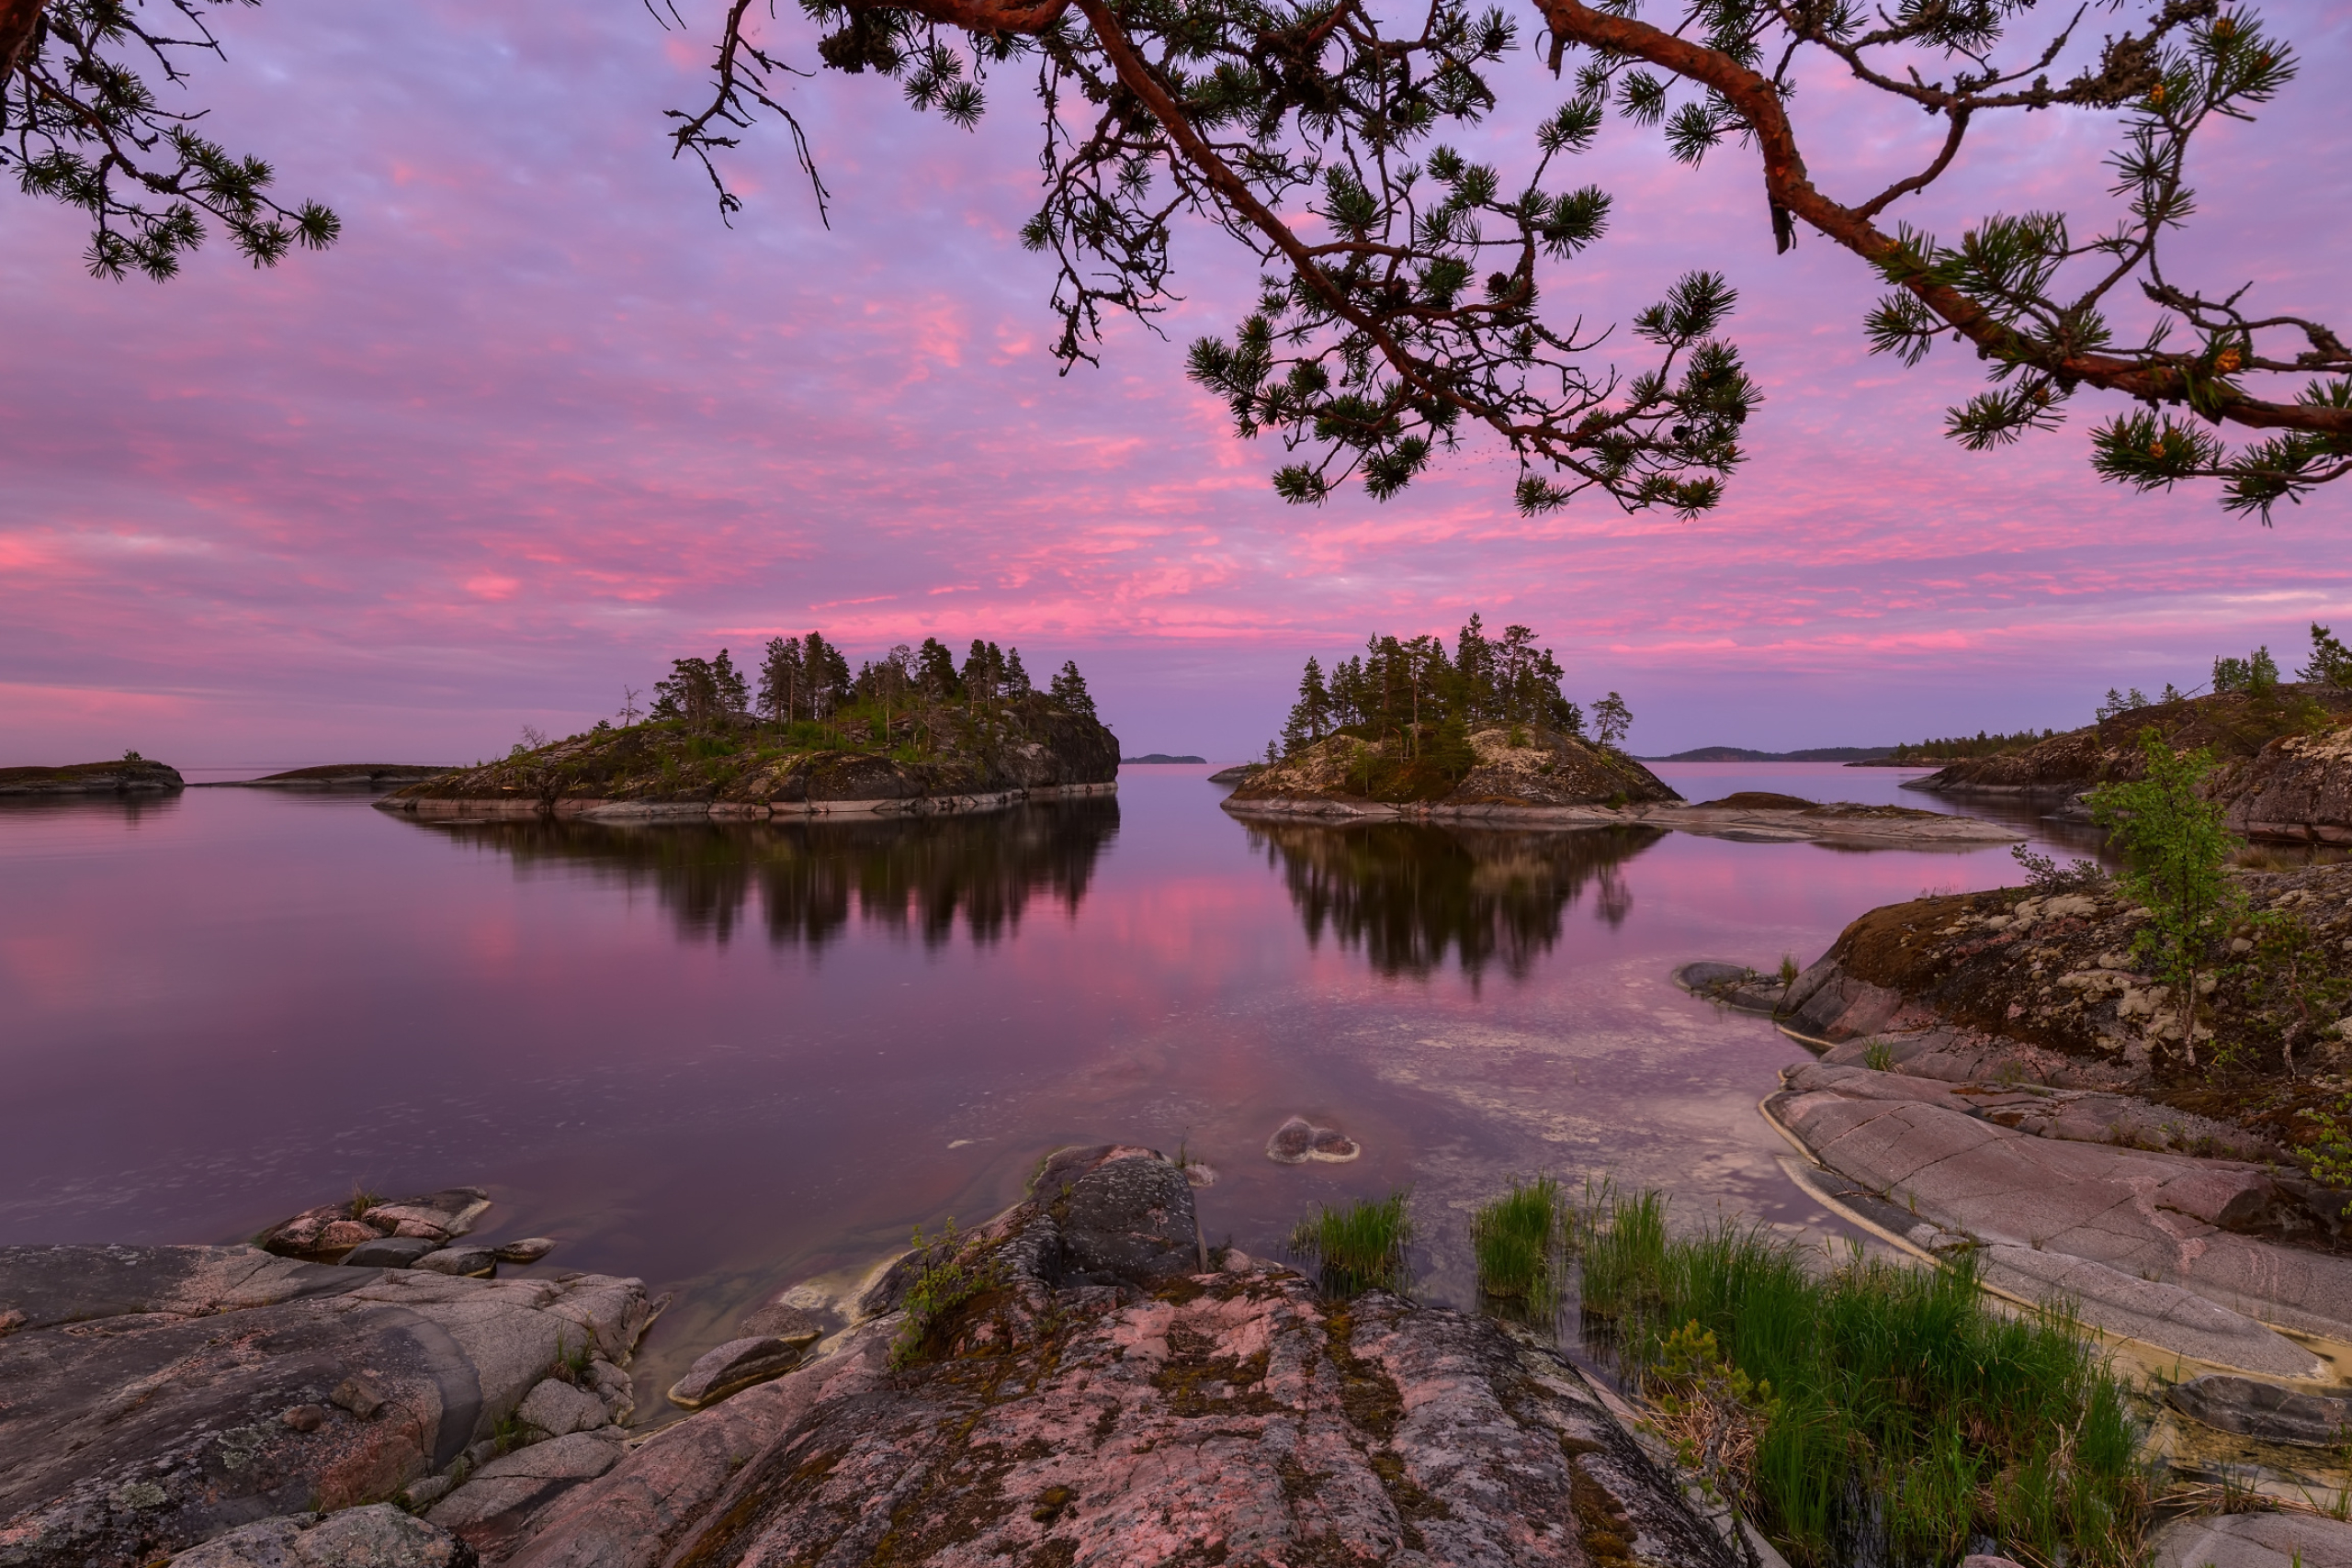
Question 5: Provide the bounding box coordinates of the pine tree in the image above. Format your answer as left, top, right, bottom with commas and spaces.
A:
1004, 646, 1032, 694
2301, 624, 2352, 688
711, 649, 750, 716
916, 637, 962, 700
1049, 660, 1097, 719
758, 637, 805, 723
1592, 692, 1633, 750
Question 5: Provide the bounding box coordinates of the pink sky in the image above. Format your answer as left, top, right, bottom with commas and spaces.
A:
2, 0, 2346, 765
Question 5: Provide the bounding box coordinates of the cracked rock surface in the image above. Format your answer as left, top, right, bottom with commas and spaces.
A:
0, 1246, 652, 1568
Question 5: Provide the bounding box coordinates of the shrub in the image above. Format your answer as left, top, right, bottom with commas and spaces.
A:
888, 1220, 1007, 1370
1289, 1191, 1412, 1298
2090, 732, 2238, 1067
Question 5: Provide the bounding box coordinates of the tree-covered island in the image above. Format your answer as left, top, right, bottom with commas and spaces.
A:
382, 634, 1116, 820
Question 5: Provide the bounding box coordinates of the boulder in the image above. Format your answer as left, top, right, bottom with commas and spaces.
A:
1036, 1143, 1203, 1285
1264, 1118, 1359, 1165
414, 1247, 497, 1279
736, 1302, 824, 1344
0, 1244, 655, 1568
341, 1237, 441, 1269
166, 1504, 475, 1567
2167, 1375, 2352, 1448
494, 1239, 558, 1264
515, 1377, 609, 1438
666, 1337, 809, 1410
2149, 1511, 2352, 1568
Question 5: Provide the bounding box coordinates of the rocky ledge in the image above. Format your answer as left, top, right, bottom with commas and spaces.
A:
1908, 687, 2352, 844
379, 696, 1117, 823
1230, 741, 2018, 847
0, 1245, 658, 1568
0, 759, 184, 796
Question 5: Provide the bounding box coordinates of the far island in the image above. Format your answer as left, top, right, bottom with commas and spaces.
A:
1119, 753, 1206, 764
0, 754, 184, 796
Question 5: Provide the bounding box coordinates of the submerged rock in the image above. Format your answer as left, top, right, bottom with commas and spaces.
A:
2168, 1375, 2352, 1448
341, 1236, 441, 1269
494, 1238, 558, 1265
500, 1145, 1740, 1568
1265, 1116, 1362, 1164
736, 1302, 824, 1345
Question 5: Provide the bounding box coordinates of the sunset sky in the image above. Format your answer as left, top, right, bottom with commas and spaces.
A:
3, 0, 2346, 766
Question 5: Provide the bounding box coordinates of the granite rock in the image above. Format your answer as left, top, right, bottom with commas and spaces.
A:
166, 1504, 476, 1567
665, 1337, 808, 1411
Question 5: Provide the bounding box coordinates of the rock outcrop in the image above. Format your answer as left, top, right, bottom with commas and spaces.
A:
0, 759, 185, 796
0, 1246, 655, 1568
379, 696, 1117, 822
211, 765, 454, 790
1225, 727, 1679, 819
497, 1144, 1739, 1568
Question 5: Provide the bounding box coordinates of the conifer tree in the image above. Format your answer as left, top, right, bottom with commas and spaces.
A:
1592, 692, 1633, 750
1003, 647, 1032, 694
1048, 660, 1097, 719
711, 649, 750, 716
759, 637, 807, 723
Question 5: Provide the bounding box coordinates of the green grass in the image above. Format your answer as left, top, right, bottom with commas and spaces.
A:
1288, 1191, 1413, 1298
1574, 1185, 2148, 1568
1472, 1175, 1564, 1314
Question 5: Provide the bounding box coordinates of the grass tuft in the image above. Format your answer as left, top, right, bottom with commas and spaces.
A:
1575, 1185, 2148, 1568
1289, 1191, 1413, 1299
1472, 1175, 1564, 1315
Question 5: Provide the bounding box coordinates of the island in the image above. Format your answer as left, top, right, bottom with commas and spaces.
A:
379, 691, 1119, 827
0, 756, 184, 796
1119, 752, 1206, 763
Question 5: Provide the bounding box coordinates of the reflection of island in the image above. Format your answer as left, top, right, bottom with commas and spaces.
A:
411, 798, 1118, 950
1245, 821, 1665, 982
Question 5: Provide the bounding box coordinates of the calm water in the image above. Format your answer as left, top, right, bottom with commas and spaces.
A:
0, 762, 2103, 1396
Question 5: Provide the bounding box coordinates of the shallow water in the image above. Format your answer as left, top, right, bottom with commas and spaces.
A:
0, 761, 2104, 1399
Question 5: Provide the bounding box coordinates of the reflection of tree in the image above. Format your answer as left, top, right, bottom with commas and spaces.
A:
415, 800, 1117, 952
1246, 822, 1663, 983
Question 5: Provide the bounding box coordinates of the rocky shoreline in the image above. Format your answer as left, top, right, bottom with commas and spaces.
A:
1230, 788, 2023, 848
1906, 686, 2352, 845
2, 1149, 1754, 1568
379, 779, 1116, 823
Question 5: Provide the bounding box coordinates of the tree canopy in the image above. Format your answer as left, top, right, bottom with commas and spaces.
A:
6, 0, 2344, 515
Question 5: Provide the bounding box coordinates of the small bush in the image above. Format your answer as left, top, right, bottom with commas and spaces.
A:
2009, 841, 2109, 895
1862, 1040, 1895, 1072
889, 1220, 1007, 1371
1289, 1191, 1413, 1298
1472, 1176, 1563, 1314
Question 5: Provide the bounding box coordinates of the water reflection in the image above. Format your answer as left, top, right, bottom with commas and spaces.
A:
1244, 821, 1666, 983
403, 798, 1119, 951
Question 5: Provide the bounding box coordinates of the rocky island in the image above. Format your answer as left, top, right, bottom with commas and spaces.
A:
0, 755, 184, 796
379, 640, 1116, 823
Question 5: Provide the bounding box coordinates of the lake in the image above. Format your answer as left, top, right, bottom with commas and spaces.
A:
0, 761, 2105, 1400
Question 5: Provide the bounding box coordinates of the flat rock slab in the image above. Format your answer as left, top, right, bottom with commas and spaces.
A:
1771, 1065, 2352, 1352
503, 1148, 1740, 1568
2150, 1512, 2352, 1568
167, 1503, 476, 1567
1976, 1247, 2320, 1379
424, 1432, 624, 1552
0, 1245, 651, 1568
